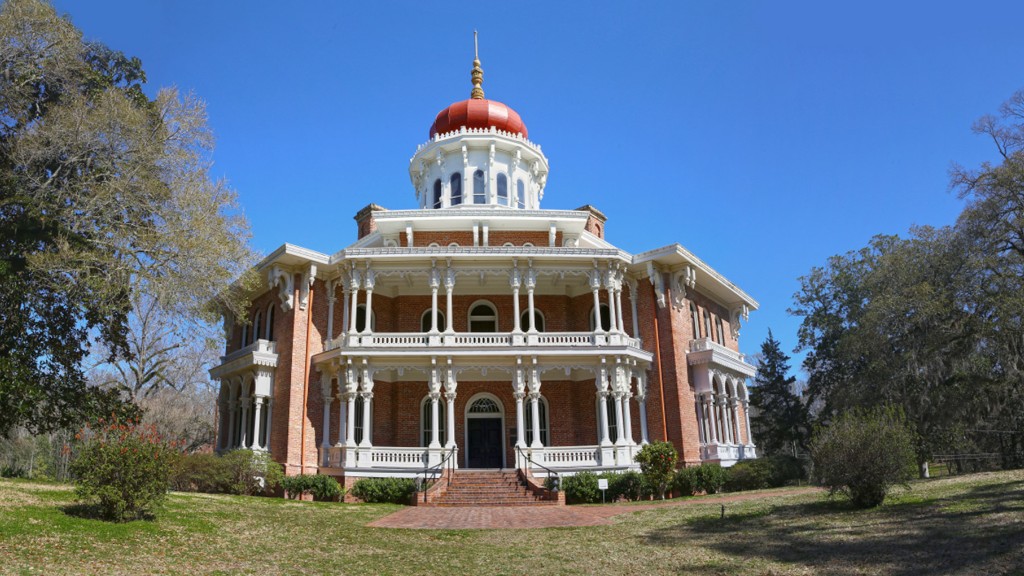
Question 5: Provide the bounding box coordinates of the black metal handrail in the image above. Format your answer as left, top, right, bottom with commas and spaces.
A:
417, 446, 457, 503
515, 445, 560, 490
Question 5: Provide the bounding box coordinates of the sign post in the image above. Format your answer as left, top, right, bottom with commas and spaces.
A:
598, 478, 609, 504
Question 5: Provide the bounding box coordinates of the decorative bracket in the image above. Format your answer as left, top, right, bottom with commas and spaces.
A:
731, 304, 750, 340
268, 265, 295, 311
299, 264, 316, 310
647, 262, 666, 309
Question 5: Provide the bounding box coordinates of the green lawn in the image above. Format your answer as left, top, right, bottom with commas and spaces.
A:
1, 470, 1022, 575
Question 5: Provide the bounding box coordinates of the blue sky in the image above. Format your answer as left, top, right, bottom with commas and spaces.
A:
52, 1, 1024, 375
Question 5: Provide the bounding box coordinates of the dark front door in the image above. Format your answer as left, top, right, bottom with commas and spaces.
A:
467, 418, 503, 468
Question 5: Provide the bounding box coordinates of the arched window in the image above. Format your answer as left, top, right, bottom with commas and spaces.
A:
252, 311, 262, 343
516, 179, 526, 208
716, 316, 726, 345
469, 396, 501, 414
469, 302, 498, 332
497, 173, 508, 204
421, 395, 447, 446
450, 173, 462, 206
590, 304, 611, 332
473, 170, 486, 204
420, 309, 445, 333
266, 303, 275, 341
355, 304, 375, 332
690, 303, 699, 340
241, 323, 249, 347
521, 310, 544, 332
703, 309, 713, 342
353, 395, 365, 444
523, 395, 549, 445
433, 179, 442, 209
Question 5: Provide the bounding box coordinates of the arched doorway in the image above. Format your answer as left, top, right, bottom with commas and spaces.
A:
464, 393, 505, 468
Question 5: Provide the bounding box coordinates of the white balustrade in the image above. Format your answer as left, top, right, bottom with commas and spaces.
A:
368, 447, 429, 468
538, 445, 601, 467
332, 331, 645, 351
689, 337, 746, 362
221, 339, 276, 363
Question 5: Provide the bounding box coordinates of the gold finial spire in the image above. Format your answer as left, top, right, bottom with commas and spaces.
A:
471, 30, 484, 99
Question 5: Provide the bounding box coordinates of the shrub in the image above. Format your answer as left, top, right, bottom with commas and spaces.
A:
561, 471, 600, 504
673, 467, 697, 496
1, 465, 27, 479
349, 477, 415, 504
219, 449, 284, 496
282, 474, 343, 501
692, 463, 729, 494
723, 459, 773, 492
607, 471, 645, 501
170, 452, 232, 493
69, 419, 176, 522
811, 405, 915, 508
634, 441, 678, 499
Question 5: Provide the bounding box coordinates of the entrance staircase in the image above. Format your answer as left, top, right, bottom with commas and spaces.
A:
426, 470, 560, 507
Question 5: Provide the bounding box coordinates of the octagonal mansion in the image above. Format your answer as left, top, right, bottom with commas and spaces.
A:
210, 51, 759, 502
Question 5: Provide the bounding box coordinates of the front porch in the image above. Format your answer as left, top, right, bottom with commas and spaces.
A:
319, 443, 643, 478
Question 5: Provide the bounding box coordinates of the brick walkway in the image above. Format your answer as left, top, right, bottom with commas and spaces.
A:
367, 487, 821, 529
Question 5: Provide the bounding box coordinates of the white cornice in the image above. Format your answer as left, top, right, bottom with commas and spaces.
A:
631, 244, 759, 310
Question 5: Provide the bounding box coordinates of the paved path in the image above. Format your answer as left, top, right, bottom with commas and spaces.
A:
367, 487, 821, 530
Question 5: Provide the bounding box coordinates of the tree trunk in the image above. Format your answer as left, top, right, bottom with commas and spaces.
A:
918, 460, 930, 479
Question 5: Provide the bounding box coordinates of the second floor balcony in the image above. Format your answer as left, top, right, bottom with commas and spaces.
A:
326, 330, 643, 353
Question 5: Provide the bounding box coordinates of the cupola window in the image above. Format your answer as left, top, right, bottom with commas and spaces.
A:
433, 179, 442, 209
516, 179, 526, 209
450, 173, 462, 206
497, 173, 508, 204
473, 170, 486, 204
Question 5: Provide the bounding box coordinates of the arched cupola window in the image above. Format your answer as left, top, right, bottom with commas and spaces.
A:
473, 170, 486, 204
516, 179, 526, 209
450, 173, 462, 206
433, 179, 442, 209
497, 173, 508, 204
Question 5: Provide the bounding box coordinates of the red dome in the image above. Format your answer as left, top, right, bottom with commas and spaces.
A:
429, 98, 528, 139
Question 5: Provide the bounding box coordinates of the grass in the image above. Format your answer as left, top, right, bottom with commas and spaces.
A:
1, 470, 1022, 575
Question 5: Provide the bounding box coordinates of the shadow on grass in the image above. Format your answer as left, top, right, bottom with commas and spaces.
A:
62, 503, 156, 523
643, 478, 1024, 575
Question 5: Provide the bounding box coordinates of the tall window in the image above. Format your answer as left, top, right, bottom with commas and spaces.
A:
252, 311, 262, 343
521, 310, 544, 332
703, 309, 712, 341
241, 324, 249, 347
266, 303, 275, 341
716, 316, 726, 345
353, 396, 365, 444
601, 397, 618, 443
523, 395, 549, 445
590, 304, 611, 331
690, 303, 699, 339
450, 173, 462, 206
516, 179, 526, 208
469, 302, 497, 332
420, 310, 445, 332
432, 179, 442, 209
420, 396, 447, 446
497, 173, 508, 204
473, 170, 486, 204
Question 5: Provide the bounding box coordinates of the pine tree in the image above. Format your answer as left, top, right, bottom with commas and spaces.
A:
750, 329, 809, 457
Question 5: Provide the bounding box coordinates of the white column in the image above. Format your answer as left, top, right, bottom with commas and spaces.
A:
362, 271, 375, 335
240, 397, 251, 448
729, 399, 739, 444
429, 393, 441, 448
615, 286, 625, 335
341, 286, 351, 337
598, 391, 612, 446
345, 393, 357, 448
514, 391, 526, 449
591, 270, 603, 332
321, 392, 332, 450
613, 391, 626, 446
707, 394, 719, 443
348, 273, 360, 334
530, 393, 543, 448
445, 391, 457, 450
696, 399, 707, 444
429, 269, 439, 333
337, 393, 347, 447
360, 369, 374, 447
525, 268, 537, 333
638, 396, 650, 445
252, 396, 264, 450
444, 268, 455, 333
264, 398, 274, 452
606, 280, 619, 333
622, 392, 634, 445
629, 280, 640, 338
511, 269, 522, 333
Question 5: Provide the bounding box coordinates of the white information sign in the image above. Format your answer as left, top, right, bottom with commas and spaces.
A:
598, 478, 609, 490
